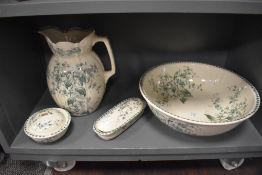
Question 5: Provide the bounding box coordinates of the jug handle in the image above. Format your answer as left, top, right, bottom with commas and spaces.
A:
92, 35, 116, 84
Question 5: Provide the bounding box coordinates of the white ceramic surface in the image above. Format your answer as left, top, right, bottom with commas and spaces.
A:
139, 62, 260, 136
39, 28, 116, 116
93, 98, 147, 140
24, 108, 71, 143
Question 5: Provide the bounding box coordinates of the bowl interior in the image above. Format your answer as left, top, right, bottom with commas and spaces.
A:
141, 63, 259, 123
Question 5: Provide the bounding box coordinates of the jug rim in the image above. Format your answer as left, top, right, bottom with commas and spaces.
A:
38, 26, 95, 44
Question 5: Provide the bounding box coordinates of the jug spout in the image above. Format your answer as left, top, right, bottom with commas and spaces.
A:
38, 30, 57, 54
39, 27, 94, 56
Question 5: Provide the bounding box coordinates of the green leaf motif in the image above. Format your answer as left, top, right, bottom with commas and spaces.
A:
79, 75, 86, 85
181, 89, 192, 97
180, 97, 187, 104
204, 114, 215, 121
65, 81, 72, 89
76, 88, 86, 97
67, 98, 75, 106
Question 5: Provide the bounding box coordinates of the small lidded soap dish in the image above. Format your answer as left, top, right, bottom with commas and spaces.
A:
24, 108, 71, 143
93, 98, 147, 140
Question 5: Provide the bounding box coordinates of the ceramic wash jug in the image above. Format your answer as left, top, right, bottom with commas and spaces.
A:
39, 28, 116, 116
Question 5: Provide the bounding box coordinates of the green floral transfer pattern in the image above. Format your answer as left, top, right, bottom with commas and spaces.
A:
149, 66, 203, 105
47, 61, 102, 115
204, 85, 248, 122
56, 47, 81, 57
149, 105, 199, 135
49, 45, 81, 57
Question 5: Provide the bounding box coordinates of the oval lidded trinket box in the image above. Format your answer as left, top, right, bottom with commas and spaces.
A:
93, 98, 147, 140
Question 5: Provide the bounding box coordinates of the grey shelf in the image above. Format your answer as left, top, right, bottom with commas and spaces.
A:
10, 81, 262, 161
1, 0, 262, 17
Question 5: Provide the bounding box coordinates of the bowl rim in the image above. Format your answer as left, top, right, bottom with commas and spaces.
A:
24, 108, 71, 139
139, 61, 260, 126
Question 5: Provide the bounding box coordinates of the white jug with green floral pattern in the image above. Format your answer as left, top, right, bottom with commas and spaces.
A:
39, 28, 116, 116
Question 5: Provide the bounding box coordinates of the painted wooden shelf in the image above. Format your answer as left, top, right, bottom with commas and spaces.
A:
1, 0, 262, 17
11, 82, 262, 161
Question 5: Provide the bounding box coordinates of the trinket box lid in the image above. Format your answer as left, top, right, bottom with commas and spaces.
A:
93, 98, 146, 140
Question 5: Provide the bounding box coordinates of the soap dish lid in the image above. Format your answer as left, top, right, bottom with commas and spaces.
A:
24, 108, 71, 139
93, 97, 146, 140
